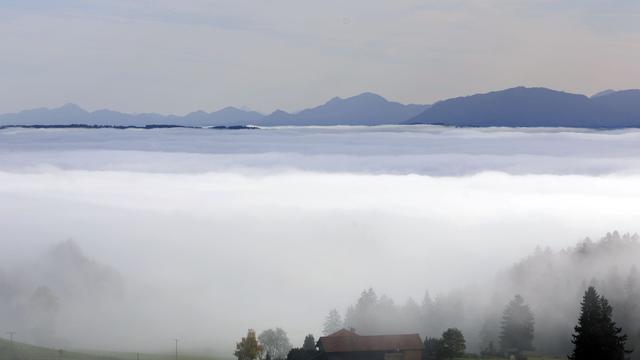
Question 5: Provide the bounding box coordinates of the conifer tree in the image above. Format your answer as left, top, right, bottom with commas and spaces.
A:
569, 286, 631, 360
323, 309, 343, 335
499, 295, 535, 356
302, 334, 315, 351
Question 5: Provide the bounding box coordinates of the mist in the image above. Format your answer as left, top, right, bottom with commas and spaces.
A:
2, 126, 640, 356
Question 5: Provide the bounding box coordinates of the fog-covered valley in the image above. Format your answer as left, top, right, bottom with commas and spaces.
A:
2, 126, 640, 356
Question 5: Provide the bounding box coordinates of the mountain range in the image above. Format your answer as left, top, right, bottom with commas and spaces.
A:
406, 87, 640, 128
2, 87, 640, 128
0, 92, 429, 127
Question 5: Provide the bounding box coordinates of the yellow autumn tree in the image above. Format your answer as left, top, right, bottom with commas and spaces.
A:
235, 329, 263, 360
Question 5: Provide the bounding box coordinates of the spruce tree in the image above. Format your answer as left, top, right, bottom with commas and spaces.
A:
499, 295, 535, 356
302, 334, 315, 351
569, 286, 631, 360
322, 309, 343, 335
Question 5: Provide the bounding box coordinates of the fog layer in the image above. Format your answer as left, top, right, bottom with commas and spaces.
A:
1, 126, 640, 355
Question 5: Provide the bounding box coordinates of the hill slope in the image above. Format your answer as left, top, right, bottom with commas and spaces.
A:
257, 92, 429, 126
407, 87, 640, 128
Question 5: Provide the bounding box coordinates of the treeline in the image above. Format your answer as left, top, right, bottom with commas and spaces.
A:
238, 284, 630, 360
233, 328, 318, 360
320, 232, 640, 358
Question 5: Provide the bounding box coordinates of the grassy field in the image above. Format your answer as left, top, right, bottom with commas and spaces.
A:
2, 338, 563, 360
478, 357, 562, 360
0, 338, 228, 360
0, 337, 119, 360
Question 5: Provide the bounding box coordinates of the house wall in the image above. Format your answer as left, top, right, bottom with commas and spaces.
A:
326, 351, 385, 360
325, 350, 422, 360
403, 350, 421, 360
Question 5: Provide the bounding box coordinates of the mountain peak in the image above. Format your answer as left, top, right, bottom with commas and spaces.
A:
216, 106, 246, 113
591, 89, 616, 98
352, 92, 386, 101
59, 103, 86, 112
326, 96, 343, 105
187, 110, 208, 116
270, 109, 290, 116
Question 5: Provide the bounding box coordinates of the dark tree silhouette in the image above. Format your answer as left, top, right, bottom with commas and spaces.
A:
569, 286, 631, 360
422, 337, 441, 360
439, 328, 465, 360
302, 334, 315, 351
287, 348, 319, 360
500, 295, 534, 357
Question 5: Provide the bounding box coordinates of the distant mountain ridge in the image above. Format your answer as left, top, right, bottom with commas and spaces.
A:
0, 103, 265, 127
4, 87, 640, 128
255, 92, 430, 126
0, 92, 429, 127
407, 87, 640, 128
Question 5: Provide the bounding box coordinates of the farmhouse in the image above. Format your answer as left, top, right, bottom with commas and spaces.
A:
316, 329, 423, 360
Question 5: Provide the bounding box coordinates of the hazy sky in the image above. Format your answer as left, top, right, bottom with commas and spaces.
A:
1, 0, 639, 114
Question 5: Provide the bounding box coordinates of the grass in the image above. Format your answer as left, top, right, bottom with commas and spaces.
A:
0, 337, 119, 360
478, 357, 563, 360
2, 338, 562, 360
0, 338, 228, 360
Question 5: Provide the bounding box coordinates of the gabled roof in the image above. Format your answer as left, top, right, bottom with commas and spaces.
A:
318, 329, 424, 353
327, 329, 358, 337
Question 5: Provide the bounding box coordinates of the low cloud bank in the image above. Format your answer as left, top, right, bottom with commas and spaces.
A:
1, 127, 640, 355
3, 126, 640, 175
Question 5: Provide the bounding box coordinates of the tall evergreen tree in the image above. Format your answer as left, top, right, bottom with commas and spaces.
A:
302, 334, 315, 351
499, 295, 535, 356
323, 309, 343, 335
344, 288, 379, 333
569, 286, 631, 360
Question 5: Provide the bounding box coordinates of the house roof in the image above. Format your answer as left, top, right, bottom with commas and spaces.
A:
318, 329, 424, 353
326, 329, 358, 337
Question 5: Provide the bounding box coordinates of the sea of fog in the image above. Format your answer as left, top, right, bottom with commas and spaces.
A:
2, 125, 640, 353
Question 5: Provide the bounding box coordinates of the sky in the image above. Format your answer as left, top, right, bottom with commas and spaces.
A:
3, 126, 640, 353
1, 0, 639, 114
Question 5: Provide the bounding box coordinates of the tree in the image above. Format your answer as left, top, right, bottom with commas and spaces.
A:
258, 328, 292, 360
234, 329, 262, 360
345, 288, 377, 328
422, 337, 441, 360
439, 328, 465, 360
499, 295, 534, 356
302, 334, 315, 351
28, 286, 60, 343
287, 348, 318, 360
569, 286, 631, 360
481, 341, 498, 357
323, 309, 343, 335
